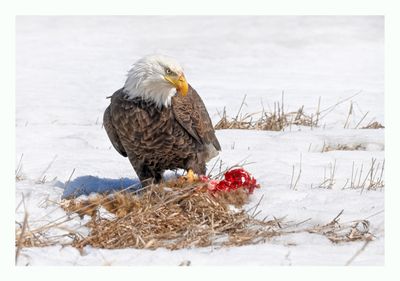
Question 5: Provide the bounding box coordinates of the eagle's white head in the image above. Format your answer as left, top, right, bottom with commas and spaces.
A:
123, 54, 189, 108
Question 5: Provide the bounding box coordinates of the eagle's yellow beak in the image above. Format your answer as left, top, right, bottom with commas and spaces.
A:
165, 74, 188, 96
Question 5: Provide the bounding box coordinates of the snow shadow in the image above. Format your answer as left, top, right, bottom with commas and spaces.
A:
58, 176, 142, 199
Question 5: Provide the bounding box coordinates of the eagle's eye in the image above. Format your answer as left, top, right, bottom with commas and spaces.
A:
165, 68, 173, 75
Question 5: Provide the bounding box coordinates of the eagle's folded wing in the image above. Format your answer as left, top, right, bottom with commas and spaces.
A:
172, 85, 221, 151
103, 105, 128, 157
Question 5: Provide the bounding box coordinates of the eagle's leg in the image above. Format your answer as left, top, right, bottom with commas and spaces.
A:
129, 157, 162, 186
137, 171, 163, 187
138, 167, 163, 185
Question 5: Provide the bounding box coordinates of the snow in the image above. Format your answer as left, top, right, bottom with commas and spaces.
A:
15, 16, 384, 266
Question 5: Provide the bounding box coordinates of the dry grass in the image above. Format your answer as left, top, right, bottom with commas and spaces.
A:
15, 212, 28, 263
61, 180, 280, 250
15, 154, 60, 183
311, 158, 384, 191
337, 98, 386, 130
35, 155, 58, 184
16, 179, 376, 253
346, 158, 385, 192
343, 101, 370, 129
214, 93, 319, 131
311, 160, 337, 189
15, 154, 24, 181
15, 160, 379, 253
361, 121, 385, 129
321, 143, 366, 152
289, 154, 302, 190
308, 210, 374, 243
215, 92, 384, 132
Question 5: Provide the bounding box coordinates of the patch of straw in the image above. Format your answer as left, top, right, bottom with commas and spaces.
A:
214, 93, 319, 131
307, 210, 374, 243
64, 180, 280, 250
361, 121, 385, 129
321, 143, 365, 152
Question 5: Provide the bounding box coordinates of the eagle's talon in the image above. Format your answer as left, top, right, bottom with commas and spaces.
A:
181, 169, 198, 183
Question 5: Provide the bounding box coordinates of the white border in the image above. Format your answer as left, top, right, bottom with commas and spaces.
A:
2, 0, 399, 280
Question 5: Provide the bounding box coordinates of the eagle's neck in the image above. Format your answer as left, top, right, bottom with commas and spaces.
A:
123, 73, 176, 108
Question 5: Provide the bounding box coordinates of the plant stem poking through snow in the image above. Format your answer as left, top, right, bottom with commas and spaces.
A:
313, 160, 337, 189
290, 154, 302, 190
345, 158, 385, 192
15, 212, 28, 264
35, 155, 58, 184
15, 153, 24, 181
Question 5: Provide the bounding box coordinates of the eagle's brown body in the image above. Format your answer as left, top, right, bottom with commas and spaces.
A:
103, 85, 221, 183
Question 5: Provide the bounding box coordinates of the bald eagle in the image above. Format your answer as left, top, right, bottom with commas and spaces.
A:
103, 55, 221, 184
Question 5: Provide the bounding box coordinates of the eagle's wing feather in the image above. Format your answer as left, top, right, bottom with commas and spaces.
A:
172, 85, 221, 151
103, 105, 128, 157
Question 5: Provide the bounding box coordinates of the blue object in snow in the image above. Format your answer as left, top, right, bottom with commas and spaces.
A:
60, 175, 142, 199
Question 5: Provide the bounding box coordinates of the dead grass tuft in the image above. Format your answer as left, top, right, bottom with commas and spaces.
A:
62, 180, 280, 250
361, 121, 385, 129
311, 158, 384, 191
308, 210, 374, 243
345, 159, 385, 192
214, 93, 319, 131
215, 91, 383, 131
321, 143, 366, 153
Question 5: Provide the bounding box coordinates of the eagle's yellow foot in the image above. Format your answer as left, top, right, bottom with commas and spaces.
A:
182, 169, 198, 183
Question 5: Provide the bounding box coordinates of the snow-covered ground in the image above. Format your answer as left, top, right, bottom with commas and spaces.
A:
15, 16, 384, 266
